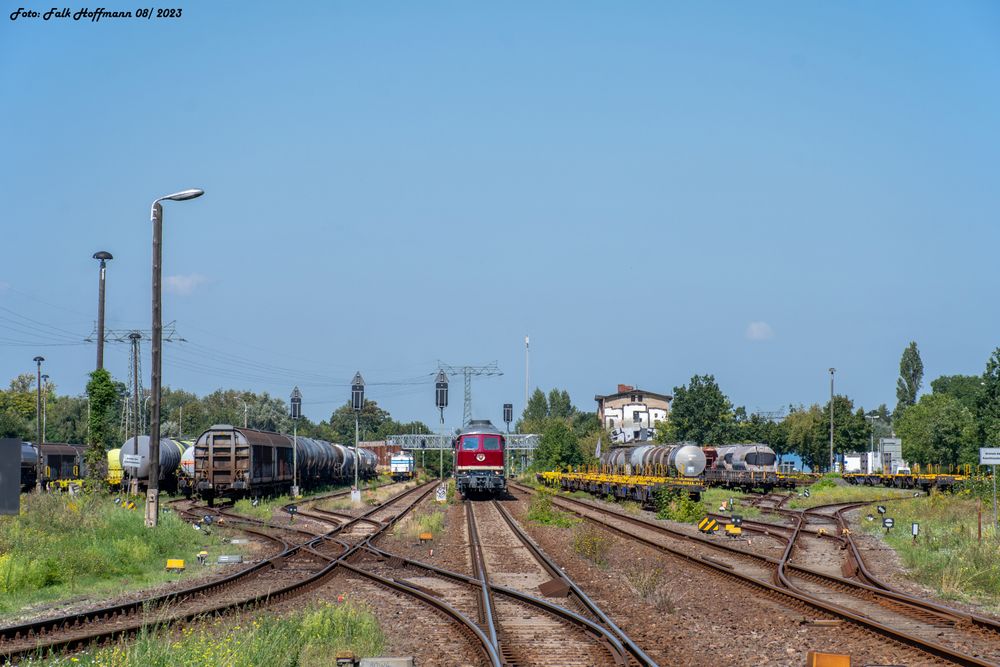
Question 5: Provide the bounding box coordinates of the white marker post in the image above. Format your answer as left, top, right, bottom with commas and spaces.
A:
980, 448, 1000, 531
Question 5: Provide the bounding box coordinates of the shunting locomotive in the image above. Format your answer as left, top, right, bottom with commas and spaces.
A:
454, 419, 506, 496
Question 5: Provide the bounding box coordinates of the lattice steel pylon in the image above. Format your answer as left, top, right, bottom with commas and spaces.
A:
437, 361, 503, 426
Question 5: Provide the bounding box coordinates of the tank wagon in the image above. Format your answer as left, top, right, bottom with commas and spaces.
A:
119, 436, 187, 492
600, 444, 707, 477
710, 444, 777, 473
454, 420, 506, 496
193, 425, 376, 501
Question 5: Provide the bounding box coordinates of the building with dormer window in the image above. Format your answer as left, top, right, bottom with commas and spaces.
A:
594, 384, 672, 444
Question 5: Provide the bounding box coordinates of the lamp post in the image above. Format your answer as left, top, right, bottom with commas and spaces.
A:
147, 188, 204, 528
93, 251, 113, 371
352, 372, 365, 496
829, 368, 836, 473
435, 371, 448, 480
33, 356, 44, 492
242, 399, 248, 429
290, 387, 302, 497
41, 374, 49, 443
865, 412, 880, 473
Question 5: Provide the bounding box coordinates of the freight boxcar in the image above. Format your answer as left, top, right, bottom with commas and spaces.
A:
193, 425, 376, 501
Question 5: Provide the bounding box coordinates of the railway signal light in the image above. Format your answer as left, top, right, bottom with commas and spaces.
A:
290, 387, 302, 420
435, 371, 449, 411
503, 403, 513, 425
352, 373, 365, 412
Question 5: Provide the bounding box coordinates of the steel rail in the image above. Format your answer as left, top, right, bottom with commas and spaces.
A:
0, 481, 437, 663
359, 542, 633, 665
512, 482, 1000, 667
466, 502, 501, 651
490, 500, 655, 666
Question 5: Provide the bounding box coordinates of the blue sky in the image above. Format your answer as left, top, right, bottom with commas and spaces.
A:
2, 2, 999, 429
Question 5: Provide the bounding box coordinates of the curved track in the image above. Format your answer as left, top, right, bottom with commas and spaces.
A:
517, 482, 1000, 666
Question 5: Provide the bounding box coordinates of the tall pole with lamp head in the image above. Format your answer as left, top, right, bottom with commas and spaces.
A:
829, 368, 836, 472
147, 188, 204, 527
33, 356, 44, 492
93, 251, 113, 370
41, 374, 49, 443
865, 412, 879, 473
290, 387, 302, 497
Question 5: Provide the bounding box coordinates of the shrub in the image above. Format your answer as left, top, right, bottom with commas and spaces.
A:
526, 489, 576, 528
655, 488, 702, 523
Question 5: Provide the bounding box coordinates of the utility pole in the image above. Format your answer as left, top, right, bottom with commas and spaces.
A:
41, 374, 49, 443
437, 361, 503, 426
524, 336, 529, 411
866, 412, 879, 473
33, 356, 44, 492
829, 368, 836, 473
127, 332, 141, 494
503, 403, 512, 476
242, 400, 248, 429
93, 251, 113, 370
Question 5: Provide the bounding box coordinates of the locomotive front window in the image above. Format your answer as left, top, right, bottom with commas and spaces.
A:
483, 436, 501, 451
461, 436, 480, 450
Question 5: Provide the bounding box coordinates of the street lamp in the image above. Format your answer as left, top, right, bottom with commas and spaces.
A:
351, 372, 365, 494
435, 371, 448, 480
41, 374, 49, 443
33, 356, 44, 492
829, 368, 836, 473
865, 412, 880, 473
147, 188, 204, 528
92, 251, 113, 370
290, 387, 302, 497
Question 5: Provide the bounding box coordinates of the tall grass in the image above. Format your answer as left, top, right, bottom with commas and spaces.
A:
699, 489, 761, 519
526, 488, 577, 527
43, 601, 385, 666
394, 508, 446, 542
786, 484, 912, 509
0, 493, 231, 616
860, 492, 1000, 611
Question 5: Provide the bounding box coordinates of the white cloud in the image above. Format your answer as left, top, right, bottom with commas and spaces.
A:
165, 273, 207, 296
745, 321, 774, 341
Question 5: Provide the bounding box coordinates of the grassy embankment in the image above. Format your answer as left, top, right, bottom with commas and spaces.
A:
40, 600, 385, 667
858, 488, 1000, 612
785, 475, 913, 509
0, 493, 237, 616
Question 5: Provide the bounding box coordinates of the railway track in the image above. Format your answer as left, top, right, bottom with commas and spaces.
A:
513, 482, 1000, 666
0, 482, 437, 664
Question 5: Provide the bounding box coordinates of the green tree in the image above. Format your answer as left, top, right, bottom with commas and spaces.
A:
783, 405, 827, 471
978, 347, 1000, 446
817, 395, 869, 464
548, 389, 573, 419
522, 389, 548, 423
85, 369, 118, 486
533, 420, 583, 470
657, 375, 734, 444
895, 393, 977, 466
931, 374, 983, 416
895, 341, 923, 416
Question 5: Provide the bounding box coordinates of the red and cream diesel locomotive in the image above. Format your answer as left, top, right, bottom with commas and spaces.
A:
453, 420, 506, 496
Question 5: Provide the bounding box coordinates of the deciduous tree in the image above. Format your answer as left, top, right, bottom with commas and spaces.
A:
895, 393, 977, 466
895, 341, 923, 417
658, 375, 734, 444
